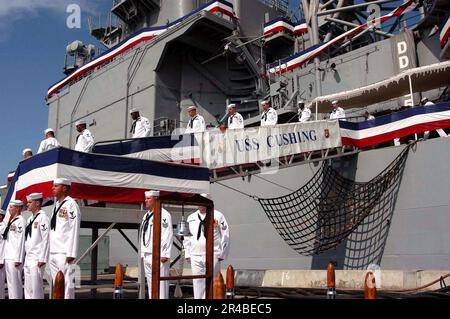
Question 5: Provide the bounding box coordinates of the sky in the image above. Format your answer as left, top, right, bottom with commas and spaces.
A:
0, 0, 112, 182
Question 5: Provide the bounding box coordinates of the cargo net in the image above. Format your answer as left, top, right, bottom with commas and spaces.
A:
258, 145, 411, 256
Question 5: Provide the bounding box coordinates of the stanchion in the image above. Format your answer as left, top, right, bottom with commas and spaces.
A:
114, 263, 124, 299
327, 262, 336, 299
226, 265, 235, 299
364, 272, 377, 299
53, 271, 65, 299
213, 272, 225, 299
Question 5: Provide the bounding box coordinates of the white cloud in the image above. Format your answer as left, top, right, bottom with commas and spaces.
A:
0, 0, 101, 41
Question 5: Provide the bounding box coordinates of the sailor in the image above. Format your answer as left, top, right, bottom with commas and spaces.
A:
364, 111, 375, 121
23, 148, 33, 160
24, 193, 50, 299
140, 190, 173, 299
74, 120, 95, 153
298, 100, 311, 123
49, 178, 81, 299
184, 193, 230, 299
227, 104, 244, 130
329, 100, 346, 120
260, 100, 278, 127
185, 105, 206, 134
0, 209, 6, 299
37, 128, 61, 154
130, 108, 152, 138
421, 98, 447, 139
3, 200, 26, 299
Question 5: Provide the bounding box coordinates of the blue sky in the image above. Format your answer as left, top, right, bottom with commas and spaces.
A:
0, 1, 111, 182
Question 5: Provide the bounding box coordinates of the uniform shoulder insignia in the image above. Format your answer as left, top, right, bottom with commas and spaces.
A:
41, 224, 48, 231
69, 211, 76, 219
221, 221, 228, 230
17, 226, 23, 233
162, 218, 169, 228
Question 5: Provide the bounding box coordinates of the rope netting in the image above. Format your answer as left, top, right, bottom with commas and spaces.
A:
258, 145, 411, 256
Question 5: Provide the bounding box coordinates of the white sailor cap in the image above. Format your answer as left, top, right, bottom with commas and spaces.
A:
145, 190, 160, 198
331, 100, 339, 105
421, 97, 428, 103
0, 209, 6, 215
26, 193, 43, 201
10, 200, 24, 207
298, 100, 305, 104
75, 120, 86, 126
261, 100, 269, 105
22, 148, 33, 156
200, 193, 211, 199
53, 178, 71, 186
44, 128, 54, 134
129, 108, 139, 114
187, 105, 197, 111
227, 103, 236, 109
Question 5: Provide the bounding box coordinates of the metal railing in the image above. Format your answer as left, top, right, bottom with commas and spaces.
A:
258, 0, 289, 15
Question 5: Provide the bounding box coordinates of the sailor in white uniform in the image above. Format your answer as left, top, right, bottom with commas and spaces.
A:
329, 100, 346, 120
37, 128, 61, 154
0, 209, 7, 299
130, 108, 152, 138
49, 178, 81, 299
74, 120, 95, 153
24, 193, 50, 299
22, 148, 33, 160
185, 105, 206, 134
260, 100, 278, 127
227, 104, 244, 130
184, 194, 230, 299
140, 190, 173, 299
3, 200, 26, 299
298, 100, 312, 123
364, 111, 375, 121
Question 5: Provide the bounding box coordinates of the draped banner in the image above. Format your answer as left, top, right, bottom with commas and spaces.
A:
340, 103, 450, 147
1, 147, 210, 209
94, 121, 342, 169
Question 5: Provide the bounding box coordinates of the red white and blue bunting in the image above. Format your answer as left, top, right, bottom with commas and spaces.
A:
47, 0, 235, 99
268, 0, 419, 75
340, 103, 450, 148
263, 17, 308, 37
440, 12, 450, 48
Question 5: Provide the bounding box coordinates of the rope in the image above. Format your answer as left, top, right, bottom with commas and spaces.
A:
388, 273, 450, 293
253, 174, 296, 192
216, 182, 259, 200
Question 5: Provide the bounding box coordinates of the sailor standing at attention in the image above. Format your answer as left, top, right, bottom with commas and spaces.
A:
298, 100, 312, 123
260, 100, 278, 127
130, 108, 152, 138
49, 178, 81, 299
329, 100, 346, 120
37, 128, 61, 154
74, 120, 95, 153
227, 104, 244, 129
140, 190, 173, 299
3, 200, 26, 299
184, 194, 230, 299
0, 209, 7, 299
24, 193, 50, 299
185, 105, 206, 134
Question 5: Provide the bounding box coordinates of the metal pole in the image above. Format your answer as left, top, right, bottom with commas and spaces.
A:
91, 228, 99, 298
74, 223, 116, 265
316, 101, 318, 120
408, 74, 414, 106
317, 0, 395, 16
311, 12, 322, 98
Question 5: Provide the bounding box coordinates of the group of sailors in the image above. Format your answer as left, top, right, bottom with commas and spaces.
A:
0, 178, 80, 299
0, 183, 229, 299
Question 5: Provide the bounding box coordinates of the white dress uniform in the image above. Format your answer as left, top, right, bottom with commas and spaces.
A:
228, 112, 244, 130
261, 108, 278, 127
185, 115, 206, 134
367, 115, 375, 121
49, 196, 81, 299
183, 210, 230, 299
37, 137, 61, 154
4, 215, 26, 299
131, 116, 152, 138
75, 129, 95, 153
330, 107, 346, 120
0, 221, 6, 299
24, 211, 50, 299
299, 108, 312, 123
140, 209, 173, 299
